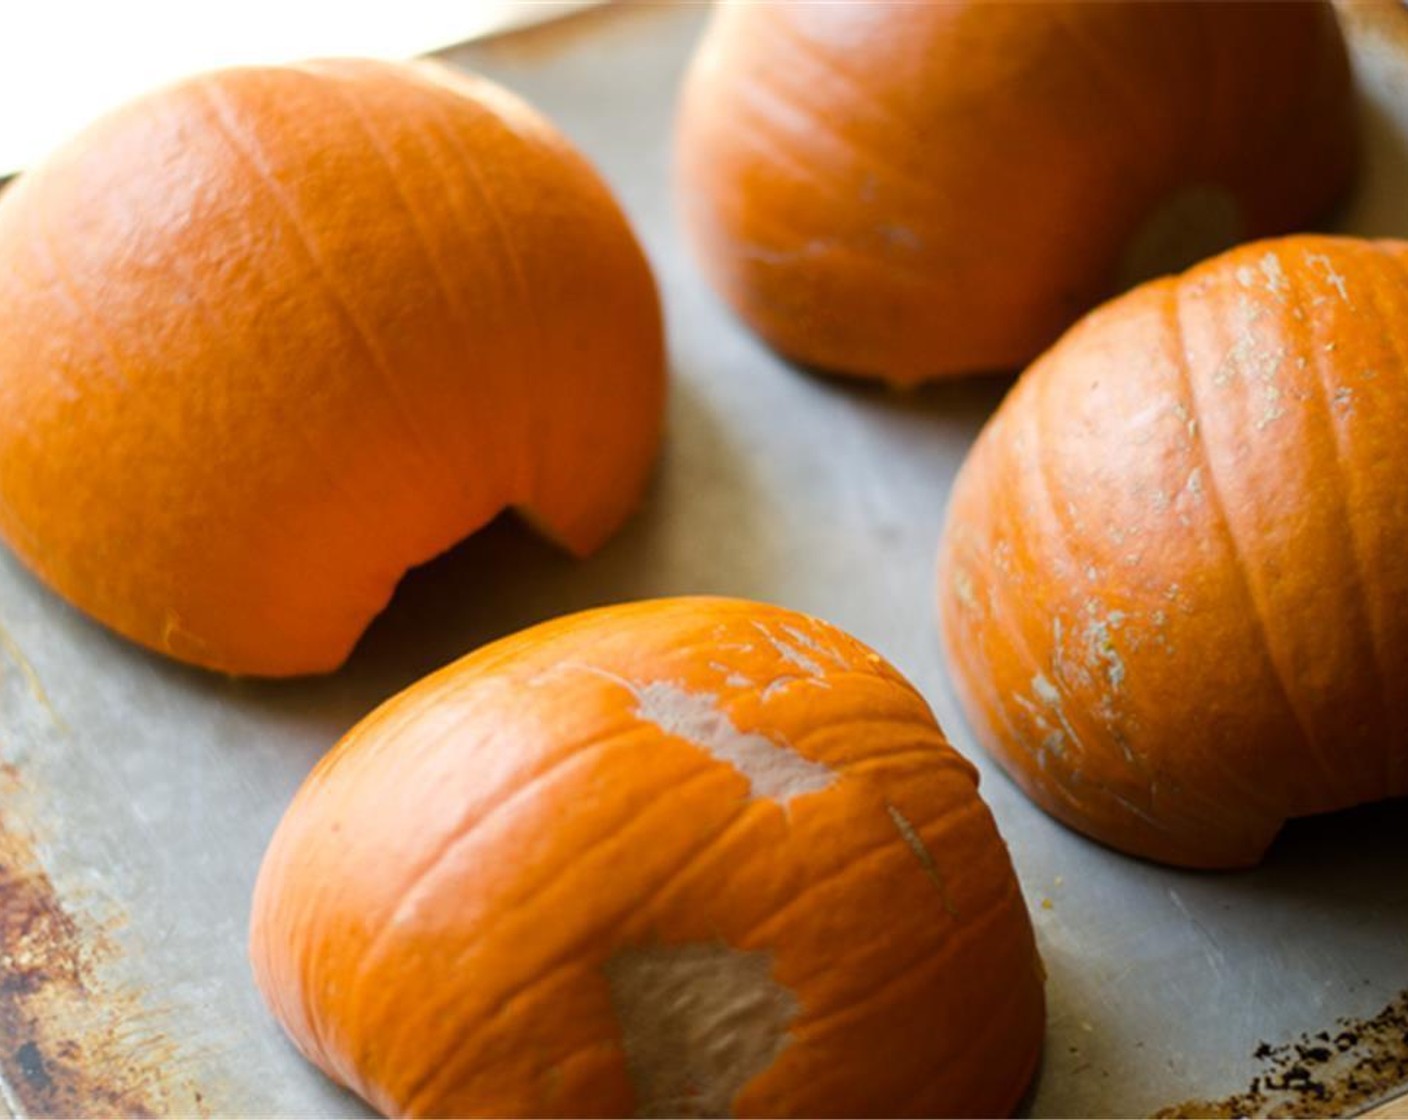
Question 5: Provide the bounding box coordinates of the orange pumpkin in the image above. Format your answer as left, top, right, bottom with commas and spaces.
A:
677, 1, 1355, 385
0, 59, 663, 677
938, 235, 1408, 869
250, 597, 1045, 1118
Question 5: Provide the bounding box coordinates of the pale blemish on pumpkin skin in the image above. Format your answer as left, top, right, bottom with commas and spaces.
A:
545, 664, 835, 807
752, 621, 826, 677
1258, 251, 1288, 298
1172, 400, 1199, 444
708, 661, 754, 689
1084, 610, 1127, 693
631, 680, 836, 807
1019, 674, 1081, 768
1305, 251, 1351, 305
1256, 383, 1287, 431
1211, 293, 1278, 386
885, 804, 958, 916
1013, 672, 1172, 832
758, 674, 832, 702
953, 567, 979, 611
604, 942, 798, 1119
779, 623, 846, 667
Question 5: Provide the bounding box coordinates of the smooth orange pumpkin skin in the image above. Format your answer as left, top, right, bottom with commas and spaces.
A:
0, 59, 663, 676
250, 597, 1045, 1118
677, 1, 1355, 385
938, 235, 1408, 869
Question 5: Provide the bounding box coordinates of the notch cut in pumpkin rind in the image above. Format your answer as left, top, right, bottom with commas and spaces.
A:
939, 234, 1408, 868
0, 58, 664, 677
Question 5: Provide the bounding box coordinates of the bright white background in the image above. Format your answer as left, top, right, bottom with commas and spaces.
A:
0, 1, 600, 176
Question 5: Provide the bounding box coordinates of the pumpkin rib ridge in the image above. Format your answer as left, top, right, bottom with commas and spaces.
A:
1025, 366, 1163, 783
840, 744, 978, 778
736, 822, 927, 951
1298, 263, 1394, 806
1166, 277, 1335, 796
1341, 247, 1408, 794
789, 708, 961, 754
588, 795, 766, 923
395, 766, 760, 1115
1022, 333, 1274, 841
158, 246, 383, 542
393, 69, 543, 500
606, 796, 778, 925
761, 15, 931, 185
1153, 281, 1296, 825
970, 409, 1188, 834
1050, 5, 1162, 158
1371, 246, 1408, 794
299, 65, 481, 365
195, 78, 454, 491
732, 81, 905, 211
345, 721, 664, 981
947, 540, 1261, 860
30, 216, 132, 392
940, 543, 1283, 868
785, 802, 1005, 988
794, 879, 1033, 1039
779, 810, 1006, 999
891, 952, 1044, 1112
402, 71, 550, 501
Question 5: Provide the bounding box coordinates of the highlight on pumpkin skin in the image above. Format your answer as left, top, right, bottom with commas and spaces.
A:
937, 234, 1408, 869
676, 0, 1356, 386
0, 57, 664, 677
249, 597, 1046, 1119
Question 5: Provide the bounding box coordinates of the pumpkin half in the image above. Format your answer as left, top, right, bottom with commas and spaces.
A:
938, 235, 1408, 869
0, 59, 663, 676
677, 0, 1356, 385
250, 597, 1045, 1118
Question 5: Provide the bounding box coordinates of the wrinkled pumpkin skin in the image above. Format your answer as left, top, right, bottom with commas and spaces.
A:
677, 1, 1355, 385
939, 235, 1408, 869
0, 59, 663, 676
251, 597, 1045, 1118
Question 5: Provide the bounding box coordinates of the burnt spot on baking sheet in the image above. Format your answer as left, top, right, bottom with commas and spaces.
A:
0, 764, 205, 1118
1154, 990, 1408, 1118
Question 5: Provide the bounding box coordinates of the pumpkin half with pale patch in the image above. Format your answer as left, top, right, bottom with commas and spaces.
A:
250, 597, 1045, 1118
938, 235, 1408, 869
0, 58, 663, 677
677, 0, 1355, 385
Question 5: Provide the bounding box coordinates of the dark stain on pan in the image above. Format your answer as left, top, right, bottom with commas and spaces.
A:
15, 1040, 52, 1095
0, 763, 200, 1118
1155, 990, 1408, 1118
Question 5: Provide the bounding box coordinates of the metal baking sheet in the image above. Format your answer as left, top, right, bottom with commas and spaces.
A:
2, 4, 1406, 1117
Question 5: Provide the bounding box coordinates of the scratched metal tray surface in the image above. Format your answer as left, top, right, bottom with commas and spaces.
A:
2, 4, 1408, 1118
